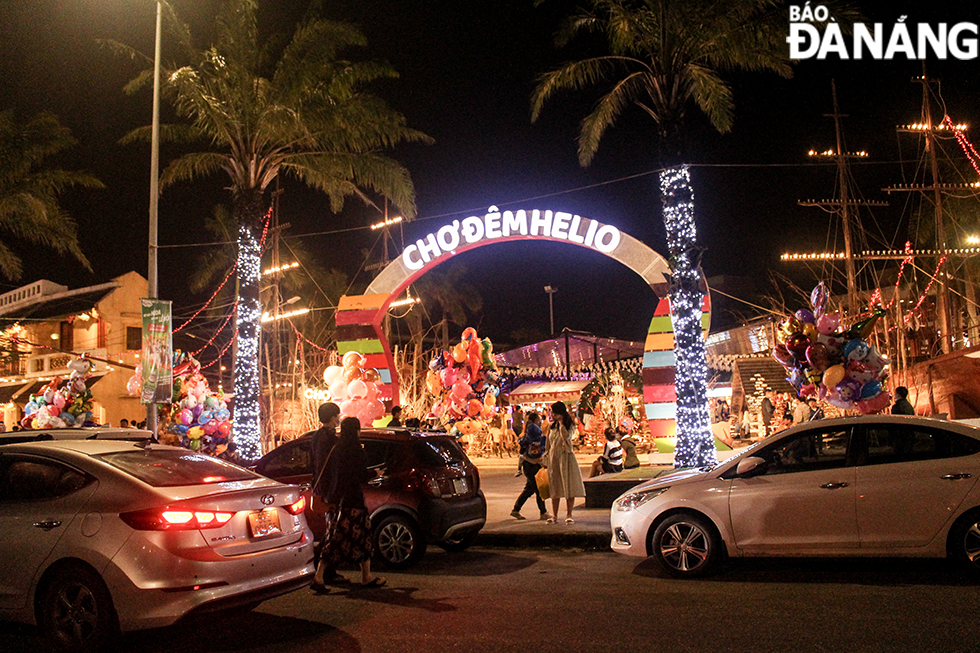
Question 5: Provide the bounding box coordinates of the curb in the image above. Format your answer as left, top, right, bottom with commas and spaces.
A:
475, 529, 612, 551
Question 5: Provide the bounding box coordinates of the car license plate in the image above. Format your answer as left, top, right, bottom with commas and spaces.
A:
453, 478, 468, 495
248, 508, 282, 538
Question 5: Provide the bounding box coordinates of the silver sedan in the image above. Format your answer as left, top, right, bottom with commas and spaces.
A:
0, 440, 315, 650
611, 415, 980, 578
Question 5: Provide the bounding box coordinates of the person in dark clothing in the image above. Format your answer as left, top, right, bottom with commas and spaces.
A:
388, 405, 403, 427
891, 386, 915, 415
510, 412, 550, 521
761, 392, 775, 436
617, 426, 640, 469
807, 398, 825, 421
310, 402, 342, 588
313, 417, 386, 591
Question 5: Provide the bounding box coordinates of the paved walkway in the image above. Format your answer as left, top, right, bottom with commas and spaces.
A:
468, 449, 740, 549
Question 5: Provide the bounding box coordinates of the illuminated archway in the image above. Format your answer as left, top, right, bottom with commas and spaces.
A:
335, 207, 709, 438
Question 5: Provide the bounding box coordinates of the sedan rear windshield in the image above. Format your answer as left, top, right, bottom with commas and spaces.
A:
97, 449, 258, 487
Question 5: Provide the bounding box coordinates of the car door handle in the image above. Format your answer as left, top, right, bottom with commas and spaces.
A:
33, 520, 62, 531
819, 482, 849, 490
941, 473, 972, 481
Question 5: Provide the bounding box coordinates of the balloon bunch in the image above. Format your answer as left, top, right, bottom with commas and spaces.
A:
22, 357, 95, 429
168, 353, 232, 453
426, 327, 502, 425
127, 351, 233, 453
773, 283, 892, 414
322, 351, 385, 426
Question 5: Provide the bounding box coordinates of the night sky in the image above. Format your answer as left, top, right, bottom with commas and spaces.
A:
1, 0, 979, 349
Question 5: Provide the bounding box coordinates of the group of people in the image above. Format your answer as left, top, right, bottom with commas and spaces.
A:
510, 401, 587, 524
509, 402, 641, 524
588, 426, 640, 477
308, 402, 387, 592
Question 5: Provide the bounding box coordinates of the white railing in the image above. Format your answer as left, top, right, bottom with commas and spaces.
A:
23, 348, 108, 378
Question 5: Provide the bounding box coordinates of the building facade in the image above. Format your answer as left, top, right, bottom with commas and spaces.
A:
0, 272, 147, 428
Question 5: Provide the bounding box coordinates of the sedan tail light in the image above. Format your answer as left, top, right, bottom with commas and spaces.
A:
286, 496, 306, 515
121, 507, 235, 531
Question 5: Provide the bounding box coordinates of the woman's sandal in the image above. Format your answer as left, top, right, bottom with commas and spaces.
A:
359, 577, 387, 588
309, 582, 330, 594
546, 517, 556, 524
565, 518, 575, 525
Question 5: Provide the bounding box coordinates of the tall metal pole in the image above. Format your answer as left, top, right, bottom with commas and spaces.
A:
919, 74, 953, 354
146, 1, 162, 437
830, 81, 859, 316
544, 285, 557, 336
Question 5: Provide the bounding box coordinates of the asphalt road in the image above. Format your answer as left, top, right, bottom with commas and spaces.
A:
5, 548, 978, 652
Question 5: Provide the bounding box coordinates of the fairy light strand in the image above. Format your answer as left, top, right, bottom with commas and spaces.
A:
660, 166, 717, 469
233, 222, 263, 461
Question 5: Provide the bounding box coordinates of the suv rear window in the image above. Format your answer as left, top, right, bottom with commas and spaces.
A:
98, 450, 258, 487
415, 438, 468, 467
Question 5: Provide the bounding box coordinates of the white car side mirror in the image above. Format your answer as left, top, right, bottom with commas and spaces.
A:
736, 456, 766, 477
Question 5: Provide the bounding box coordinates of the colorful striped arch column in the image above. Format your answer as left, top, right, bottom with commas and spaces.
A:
642, 294, 711, 439
334, 294, 397, 405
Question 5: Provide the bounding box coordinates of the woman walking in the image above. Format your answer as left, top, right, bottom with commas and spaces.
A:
545, 401, 586, 524
312, 417, 386, 591
510, 412, 550, 521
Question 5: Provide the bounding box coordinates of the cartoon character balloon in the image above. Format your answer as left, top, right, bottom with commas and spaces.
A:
426, 327, 502, 430
773, 283, 891, 414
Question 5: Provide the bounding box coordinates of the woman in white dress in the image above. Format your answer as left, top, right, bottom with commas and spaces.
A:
544, 401, 586, 524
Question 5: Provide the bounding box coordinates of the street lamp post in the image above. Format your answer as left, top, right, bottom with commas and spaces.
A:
544, 285, 558, 336
146, 0, 162, 437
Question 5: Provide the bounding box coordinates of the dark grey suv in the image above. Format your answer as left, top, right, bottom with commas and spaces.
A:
254, 428, 487, 569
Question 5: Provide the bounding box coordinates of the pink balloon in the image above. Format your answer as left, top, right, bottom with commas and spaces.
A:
127, 372, 141, 397
440, 366, 457, 387
367, 399, 384, 420
365, 382, 379, 401
451, 380, 470, 398
816, 312, 841, 335
329, 379, 348, 400
339, 399, 355, 416
348, 379, 368, 399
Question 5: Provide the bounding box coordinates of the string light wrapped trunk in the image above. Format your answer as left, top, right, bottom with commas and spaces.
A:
660, 166, 717, 468
234, 222, 263, 461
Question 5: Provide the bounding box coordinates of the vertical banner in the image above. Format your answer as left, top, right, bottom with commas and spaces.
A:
140, 299, 173, 404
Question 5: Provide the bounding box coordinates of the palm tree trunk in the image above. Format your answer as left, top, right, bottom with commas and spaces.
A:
233, 208, 264, 461
660, 166, 717, 468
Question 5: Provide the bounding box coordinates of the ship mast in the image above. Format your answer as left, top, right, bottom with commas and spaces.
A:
798, 81, 886, 317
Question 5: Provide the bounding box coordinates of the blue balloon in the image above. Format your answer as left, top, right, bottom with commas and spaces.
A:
860, 381, 882, 399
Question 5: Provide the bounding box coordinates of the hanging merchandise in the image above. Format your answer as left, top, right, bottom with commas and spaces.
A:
127, 351, 234, 455
425, 327, 503, 431
773, 282, 892, 414
21, 356, 96, 429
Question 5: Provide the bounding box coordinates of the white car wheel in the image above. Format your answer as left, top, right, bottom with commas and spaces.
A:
650, 513, 720, 578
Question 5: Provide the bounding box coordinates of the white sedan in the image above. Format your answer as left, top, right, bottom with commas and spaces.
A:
611, 415, 980, 578
0, 440, 315, 650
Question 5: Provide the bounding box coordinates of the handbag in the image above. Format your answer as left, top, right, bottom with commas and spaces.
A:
535, 467, 550, 501
311, 441, 338, 512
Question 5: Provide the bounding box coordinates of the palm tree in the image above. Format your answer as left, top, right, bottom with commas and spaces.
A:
0, 110, 99, 279
531, 0, 795, 163
117, 0, 430, 460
